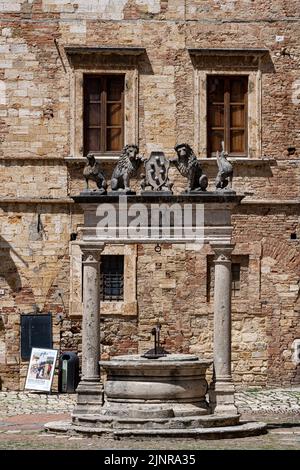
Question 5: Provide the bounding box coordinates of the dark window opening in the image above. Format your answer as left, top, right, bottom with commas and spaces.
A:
84, 74, 125, 155
207, 255, 248, 302
100, 255, 124, 301
231, 263, 241, 298
21, 314, 52, 361
207, 75, 248, 157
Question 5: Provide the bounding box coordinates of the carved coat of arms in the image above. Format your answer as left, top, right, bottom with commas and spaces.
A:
140, 151, 173, 193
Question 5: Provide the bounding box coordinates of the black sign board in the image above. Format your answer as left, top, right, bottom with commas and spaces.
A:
21, 314, 52, 360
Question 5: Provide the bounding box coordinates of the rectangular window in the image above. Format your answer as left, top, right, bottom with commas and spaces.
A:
207, 76, 248, 157
231, 263, 241, 298
84, 75, 124, 155
206, 255, 248, 302
100, 255, 124, 301
21, 314, 52, 361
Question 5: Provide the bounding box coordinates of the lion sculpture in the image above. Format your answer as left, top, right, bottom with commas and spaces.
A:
110, 144, 142, 193
83, 153, 107, 194
171, 143, 208, 192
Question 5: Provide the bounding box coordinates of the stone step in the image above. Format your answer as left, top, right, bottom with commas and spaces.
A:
113, 421, 267, 439
72, 413, 240, 430
45, 421, 111, 436
45, 420, 267, 439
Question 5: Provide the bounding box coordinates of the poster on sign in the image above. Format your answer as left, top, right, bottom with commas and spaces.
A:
25, 348, 58, 392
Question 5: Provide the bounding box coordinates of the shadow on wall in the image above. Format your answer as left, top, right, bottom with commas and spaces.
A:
0, 235, 25, 293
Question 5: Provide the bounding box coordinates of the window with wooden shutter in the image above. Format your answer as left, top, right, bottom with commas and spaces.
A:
207, 76, 248, 157
84, 75, 124, 155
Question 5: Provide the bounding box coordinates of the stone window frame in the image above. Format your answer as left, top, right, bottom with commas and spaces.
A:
100, 254, 125, 302
195, 69, 261, 159
64, 47, 145, 160
70, 67, 139, 159
190, 49, 269, 159
69, 243, 137, 317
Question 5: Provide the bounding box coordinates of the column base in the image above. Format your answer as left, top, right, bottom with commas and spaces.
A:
209, 380, 239, 415
72, 378, 104, 417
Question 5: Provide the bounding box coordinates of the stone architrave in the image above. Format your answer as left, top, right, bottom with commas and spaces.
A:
209, 243, 238, 415
73, 243, 104, 416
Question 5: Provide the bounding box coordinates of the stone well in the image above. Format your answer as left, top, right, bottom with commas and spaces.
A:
45, 353, 266, 437
99, 354, 212, 418
45, 193, 266, 438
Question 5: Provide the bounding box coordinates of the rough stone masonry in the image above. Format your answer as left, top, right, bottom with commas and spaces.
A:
0, 1, 299, 390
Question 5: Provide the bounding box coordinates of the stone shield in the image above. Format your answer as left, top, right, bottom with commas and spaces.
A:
144, 151, 170, 190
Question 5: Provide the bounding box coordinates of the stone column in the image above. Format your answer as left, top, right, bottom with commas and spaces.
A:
73, 243, 104, 416
209, 243, 238, 415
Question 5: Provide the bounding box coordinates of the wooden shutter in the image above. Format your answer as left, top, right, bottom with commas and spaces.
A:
84, 75, 124, 155
207, 76, 248, 157
106, 76, 124, 151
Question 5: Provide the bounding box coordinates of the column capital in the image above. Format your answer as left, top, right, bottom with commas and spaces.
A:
210, 243, 235, 263
80, 243, 105, 263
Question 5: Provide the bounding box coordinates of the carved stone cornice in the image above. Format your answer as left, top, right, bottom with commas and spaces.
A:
188, 48, 270, 70
64, 46, 146, 68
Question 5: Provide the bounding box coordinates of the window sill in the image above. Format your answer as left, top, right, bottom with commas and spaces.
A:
198, 157, 276, 166
65, 155, 120, 163
100, 300, 138, 316
65, 156, 278, 165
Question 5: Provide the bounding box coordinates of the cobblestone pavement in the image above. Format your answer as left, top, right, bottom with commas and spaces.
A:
236, 388, 300, 414
0, 389, 299, 450
0, 388, 300, 417
0, 414, 299, 450
0, 391, 76, 417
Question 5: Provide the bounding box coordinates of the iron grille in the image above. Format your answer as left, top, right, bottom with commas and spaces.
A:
100, 255, 124, 301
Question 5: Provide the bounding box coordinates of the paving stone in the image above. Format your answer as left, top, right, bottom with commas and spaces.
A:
0, 390, 300, 417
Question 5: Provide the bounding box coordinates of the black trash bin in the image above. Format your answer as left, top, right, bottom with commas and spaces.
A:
58, 351, 80, 393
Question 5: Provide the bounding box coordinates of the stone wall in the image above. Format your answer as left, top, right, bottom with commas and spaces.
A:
0, 1, 299, 389
232, 206, 300, 386
136, 207, 300, 387
0, 203, 71, 389
0, 5, 299, 162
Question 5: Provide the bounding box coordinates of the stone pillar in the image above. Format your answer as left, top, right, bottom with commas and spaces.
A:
73, 243, 104, 416
209, 243, 238, 415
